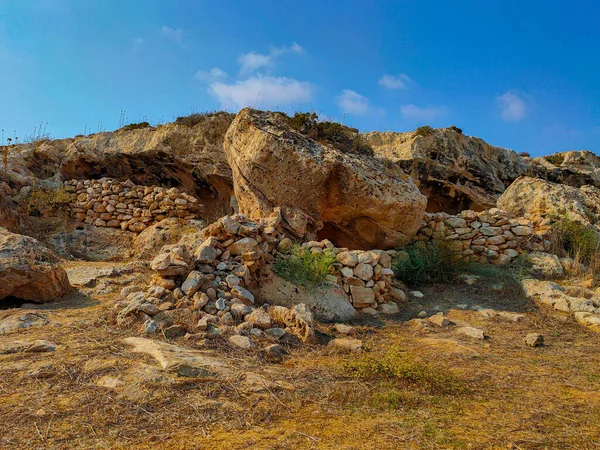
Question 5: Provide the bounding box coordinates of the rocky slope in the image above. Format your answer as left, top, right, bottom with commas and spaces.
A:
531, 150, 600, 188
364, 127, 529, 212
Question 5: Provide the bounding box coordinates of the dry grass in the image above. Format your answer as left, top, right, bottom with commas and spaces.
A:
1, 267, 600, 449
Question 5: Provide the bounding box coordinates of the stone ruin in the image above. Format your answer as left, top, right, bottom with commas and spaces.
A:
64, 178, 200, 232
414, 208, 550, 264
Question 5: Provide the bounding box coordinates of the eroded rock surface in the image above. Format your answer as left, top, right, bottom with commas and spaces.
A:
364, 128, 528, 212
224, 108, 427, 249
0, 228, 71, 302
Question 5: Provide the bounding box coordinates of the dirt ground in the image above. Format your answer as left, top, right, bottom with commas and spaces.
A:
1, 264, 600, 449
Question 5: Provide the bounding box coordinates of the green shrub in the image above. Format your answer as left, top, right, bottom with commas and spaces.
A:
175, 111, 231, 127
22, 185, 72, 215
273, 245, 335, 289
393, 242, 464, 286
550, 212, 600, 265
340, 347, 463, 394
119, 122, 152, 132
414, 125, 434, 137
284, 112, 373, 156
546, 153, 565, 166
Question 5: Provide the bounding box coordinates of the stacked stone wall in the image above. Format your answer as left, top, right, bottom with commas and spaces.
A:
64, 178, 200, 233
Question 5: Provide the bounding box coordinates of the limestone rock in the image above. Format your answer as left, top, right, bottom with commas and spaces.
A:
256, 273, 356, 322
524, 333, 544, 347
364, 127, 528, 212
328, 338, 363, 352
223, 108, 427, 249
268, 304, 315, 343
0, 313, 50, 334
0, 228, 71, 303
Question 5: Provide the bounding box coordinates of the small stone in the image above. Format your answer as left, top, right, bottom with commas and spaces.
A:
143, 319, 159, 334
231, 286, 255, 305
215, 298, 227, 311
354, 263, 374, 281
377, 303, 399, 315
26, 340, 57, 353
261, 344, 288, 362
328, 338, 363, 352
228, 335, 253, 350
245, 309, 271, 329
181, 271, 204, 296
163, 324, 186, 338
427, 314, 450, 327
337, 251, 358, 267
265, 327, 286, 340
226, 275, 241, 288
457, 326, 487, 340
410, 291, 424, 298
417, 311, 428, 318
334, 323, 355, 335
525, 333, 544, 348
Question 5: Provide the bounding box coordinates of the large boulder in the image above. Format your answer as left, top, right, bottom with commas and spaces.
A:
497, 176, 600, 228
257, 273, 357, 322
0, 228, 71, 302
363, 127, 528, 213
224, 108, 427, 249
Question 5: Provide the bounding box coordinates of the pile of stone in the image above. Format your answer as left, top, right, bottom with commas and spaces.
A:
64, 178, 200, 233
116, 213, 404, 346
302, 241, 402, 313
414, 208, 550, 264
116, 213, 318, 345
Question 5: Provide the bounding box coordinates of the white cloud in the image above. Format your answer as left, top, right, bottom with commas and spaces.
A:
209, 75, 313, 109
161, 26, 183, 44
401, 104, 446, 121
379, 74, 411, 90
195, 67, 227, 82
336, 90, 371, 115
497, 91, 527, 122
131, 37, 144, 51
238, 42, 303, 75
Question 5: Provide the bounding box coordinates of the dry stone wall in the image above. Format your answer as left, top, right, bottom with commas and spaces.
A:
414, 208, 550, 264
64, 178, 200, 233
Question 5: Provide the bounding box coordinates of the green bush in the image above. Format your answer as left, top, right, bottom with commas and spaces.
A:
551, 213, 600, 265
119, 122, 152, 132
273, 245, 335, 289
284, 112, 374, 156
393, 242, 464, 287
22, 185, 72, 214
414, 125, 434, 137
175, 111, 231, 127
546, 153, 565, 166
340, 347, 463, 394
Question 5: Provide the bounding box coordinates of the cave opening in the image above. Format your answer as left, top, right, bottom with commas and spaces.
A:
0, 296, 28, 310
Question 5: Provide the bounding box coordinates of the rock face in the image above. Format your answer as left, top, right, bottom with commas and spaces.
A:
0, 228, 71, 302
4, 113, 235, 216
531, 151, 600, 188
364, 128, 528, 213
223, 108, 427, 249
497, 176, 600, 229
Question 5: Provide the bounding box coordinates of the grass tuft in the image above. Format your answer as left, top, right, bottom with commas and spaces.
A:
273, 245, 335, 289
340, 347, 464, 395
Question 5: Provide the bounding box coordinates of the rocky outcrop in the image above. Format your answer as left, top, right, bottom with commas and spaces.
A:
497, 177, 600, 229
531, 151, 600, 188
0, 228, 71, 302
364, 128, 528, 213
224, 108, 427, 249
4, 113, 235, 215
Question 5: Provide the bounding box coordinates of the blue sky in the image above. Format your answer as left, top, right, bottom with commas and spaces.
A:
0, 0, 599, 156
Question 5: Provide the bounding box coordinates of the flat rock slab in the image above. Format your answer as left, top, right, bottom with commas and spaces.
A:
0, 339, 57, 354
123, 337, 229, 378
0, 313, 50, 334
66, 264, 132, 287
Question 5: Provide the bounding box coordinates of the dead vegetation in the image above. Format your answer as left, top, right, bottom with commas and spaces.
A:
2, 272, 600, 449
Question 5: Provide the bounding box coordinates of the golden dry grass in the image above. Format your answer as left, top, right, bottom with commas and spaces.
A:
1, 276, 600, 449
